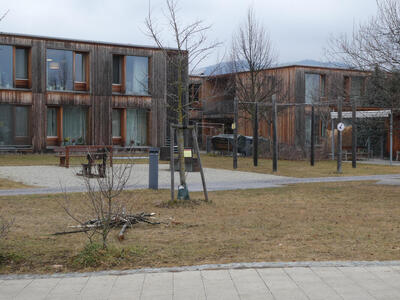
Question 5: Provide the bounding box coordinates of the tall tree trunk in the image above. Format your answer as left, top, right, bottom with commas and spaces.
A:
177, 59, 186, 185
253, 102, 258, 166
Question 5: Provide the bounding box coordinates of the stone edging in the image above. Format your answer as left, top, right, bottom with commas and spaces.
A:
1, 260, 400, 280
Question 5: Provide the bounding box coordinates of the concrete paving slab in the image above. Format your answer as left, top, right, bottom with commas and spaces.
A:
365, 266, 400, 292
108, 273, 144, 300
284, 267, 342, 300
173, 271, 206, 300
201, 270, 240, 300
338, 267, 400, 300
257, 268, 308, 300
140, 272, 173, 298
229, 269, 274, 300
79, 275, 117, 300
14, 278, 60, 300
46, 276, 89, 299
311, 267, 375, 300
0, 279, 33, 300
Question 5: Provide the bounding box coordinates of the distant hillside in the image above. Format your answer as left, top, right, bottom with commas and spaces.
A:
192, 59, 351, 76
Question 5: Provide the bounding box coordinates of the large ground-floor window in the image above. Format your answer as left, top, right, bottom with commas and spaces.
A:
46, 106, 88, 146
0, 104, 30, 146
112, 108, 148, 146
126, 108, 147, 146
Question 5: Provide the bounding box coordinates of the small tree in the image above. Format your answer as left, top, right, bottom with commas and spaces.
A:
61, 153, 133, 249
145, 0, 219, 196
230, 6, 283, 166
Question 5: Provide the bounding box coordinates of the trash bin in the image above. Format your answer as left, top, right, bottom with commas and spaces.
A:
149, 148, 159, 190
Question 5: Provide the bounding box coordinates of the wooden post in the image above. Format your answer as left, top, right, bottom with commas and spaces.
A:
337, 97, 343, 173
192, 127, 209, 202
390, 110, 393, 165
272, 96, 278, 172
331, 116, 335, 160
170, 125, 174, 201
351, 98, 357, 168
310, 105, 315, 166
253, 102, 259, 167
233, 97, 238, 169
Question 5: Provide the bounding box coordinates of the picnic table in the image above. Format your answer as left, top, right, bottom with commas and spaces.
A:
54, 145, 113, 168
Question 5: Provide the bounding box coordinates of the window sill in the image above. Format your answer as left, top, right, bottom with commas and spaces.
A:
46, 90, 90, 94
112, 93, 151, 97
0, 87, 32, 92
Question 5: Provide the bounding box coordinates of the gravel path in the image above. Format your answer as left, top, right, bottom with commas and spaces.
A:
0, 164, 399, 196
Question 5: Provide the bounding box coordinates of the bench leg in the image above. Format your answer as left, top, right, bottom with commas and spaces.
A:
59, 157, 66, 167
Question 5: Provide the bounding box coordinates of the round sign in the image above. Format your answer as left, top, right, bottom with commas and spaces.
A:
337, 122, 345, 132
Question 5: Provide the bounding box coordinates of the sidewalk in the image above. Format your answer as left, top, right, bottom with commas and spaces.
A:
1, 261, 400, 299
0, 164, 399, 196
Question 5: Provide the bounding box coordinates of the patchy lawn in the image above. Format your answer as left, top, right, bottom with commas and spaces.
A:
0, 181, 399, 274
0, 178, 33, 190
202, 155, 400, 177
0, 154, 159, 167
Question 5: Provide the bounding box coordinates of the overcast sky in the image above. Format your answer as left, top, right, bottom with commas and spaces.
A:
0, 0, 378, 69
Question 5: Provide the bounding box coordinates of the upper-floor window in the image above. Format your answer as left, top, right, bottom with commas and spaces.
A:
112, 54, 149, 95
47, 49, 88, 92
0, 45, 30, 89
305, 73, 325, 104
350, 76, 364, 99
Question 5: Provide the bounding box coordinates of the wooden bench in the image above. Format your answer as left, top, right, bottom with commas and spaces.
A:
54, 145, 113, 168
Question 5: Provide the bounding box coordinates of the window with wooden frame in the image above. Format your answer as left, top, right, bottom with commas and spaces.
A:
305, 73, 324, 104
46, 49, 89, 92
0, 104, 31, 145
112, 54, 150, 95
112, 108, 126, 145
0, 45, 31, 89
112, 55, 125, 93
46, 106, 88, 146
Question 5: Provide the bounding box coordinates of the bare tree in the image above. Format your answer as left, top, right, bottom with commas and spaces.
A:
60, 154, 133, 249
145, 0, 220, 197
0, 10, 9, 23
230, 6, 283, 166
327, 0, 400, 72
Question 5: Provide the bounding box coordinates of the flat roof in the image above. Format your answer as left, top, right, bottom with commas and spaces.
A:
0, 32, 181, 52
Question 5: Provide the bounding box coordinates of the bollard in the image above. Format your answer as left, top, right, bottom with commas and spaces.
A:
149, 147, 159, 190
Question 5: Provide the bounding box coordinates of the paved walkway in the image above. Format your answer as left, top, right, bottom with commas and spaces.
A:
0, 164, 399, 196
1, 261, 400, 299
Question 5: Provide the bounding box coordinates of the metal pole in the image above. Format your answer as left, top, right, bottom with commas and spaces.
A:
170, 125, 174, 201
272, 95, 278, 172
331, 117, 335, 160
351, 98, 357, 168
233, 97, 238, 169
390, 110, 393, 165
310, 105, 315, 166
253, 102, 259, 167
337, 97, 342, 173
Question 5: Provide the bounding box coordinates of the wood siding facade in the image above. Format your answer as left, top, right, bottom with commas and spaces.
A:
190, 65, 376, 157
0, 33, 184, 152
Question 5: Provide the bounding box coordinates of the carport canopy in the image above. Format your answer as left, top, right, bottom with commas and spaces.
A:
330, 110, 391, 119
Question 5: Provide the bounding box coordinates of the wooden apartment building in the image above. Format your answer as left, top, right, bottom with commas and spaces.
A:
189, 64, 395, 157
0, 33, 185, 152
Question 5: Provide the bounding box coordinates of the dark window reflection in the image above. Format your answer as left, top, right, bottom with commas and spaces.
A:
16, 48, 28, 80
126, 56, 148, 95
47, 49, 73, 91
113, 55, 122, 84
75, 53, 85, 82
0, 45, 13, 89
